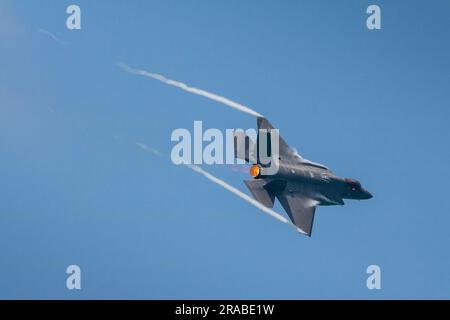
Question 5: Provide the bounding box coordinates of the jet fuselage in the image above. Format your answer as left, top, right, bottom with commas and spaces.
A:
255, 161, 372, 207
239, 117, 373, 236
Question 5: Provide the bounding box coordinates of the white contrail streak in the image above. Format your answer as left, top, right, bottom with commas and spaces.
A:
186, 164, 306, 234
117, 62, 263, 118
132, 141, 303, 234
38, 29, 67, 45
134, 141, 163, 157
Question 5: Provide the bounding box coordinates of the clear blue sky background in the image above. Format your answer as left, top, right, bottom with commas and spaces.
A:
1, 0, 450, 299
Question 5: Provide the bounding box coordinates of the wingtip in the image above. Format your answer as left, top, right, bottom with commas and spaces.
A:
296, 228, 311, 236
256, 116, 270, 129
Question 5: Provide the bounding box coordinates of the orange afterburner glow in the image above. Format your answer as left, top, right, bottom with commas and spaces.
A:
250, 164, 261, 178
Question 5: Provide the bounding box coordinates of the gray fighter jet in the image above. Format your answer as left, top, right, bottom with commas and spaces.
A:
234, 117, 372, 236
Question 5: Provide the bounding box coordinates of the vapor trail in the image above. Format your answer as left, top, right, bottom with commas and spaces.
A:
132, 141, 303, 234
134, 141, 163, 157
38, 28, 67, 45
117, 62, 263, 118
187, 164, 305, 234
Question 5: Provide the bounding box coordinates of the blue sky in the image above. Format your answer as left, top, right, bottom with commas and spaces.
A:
1, 0, 450, 299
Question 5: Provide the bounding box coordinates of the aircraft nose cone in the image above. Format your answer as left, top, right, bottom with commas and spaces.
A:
365, 191, 373, 199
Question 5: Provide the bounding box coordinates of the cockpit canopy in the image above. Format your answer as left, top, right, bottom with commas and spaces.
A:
345, 178, 362, 191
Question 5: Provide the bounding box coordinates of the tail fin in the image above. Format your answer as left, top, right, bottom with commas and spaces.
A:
234, 131, 257, 163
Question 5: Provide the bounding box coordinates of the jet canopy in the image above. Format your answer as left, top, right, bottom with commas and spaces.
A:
345, 178, 362, 190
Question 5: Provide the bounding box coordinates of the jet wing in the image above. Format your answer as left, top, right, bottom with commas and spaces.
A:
276, 191, 317, 236
257, 117, 329, 170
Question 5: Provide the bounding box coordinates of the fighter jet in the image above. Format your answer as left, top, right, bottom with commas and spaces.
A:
234, 117, 372, 236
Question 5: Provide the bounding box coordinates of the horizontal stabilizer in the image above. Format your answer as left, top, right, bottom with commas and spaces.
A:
244, 180, 275, 208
